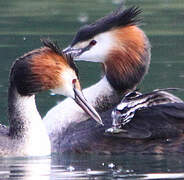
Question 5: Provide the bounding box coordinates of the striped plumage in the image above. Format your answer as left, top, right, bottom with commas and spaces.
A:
111, 88, 183, 127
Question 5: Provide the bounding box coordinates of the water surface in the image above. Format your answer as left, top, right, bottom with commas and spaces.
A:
1, 153, 184, 179
0, 0, 184, 179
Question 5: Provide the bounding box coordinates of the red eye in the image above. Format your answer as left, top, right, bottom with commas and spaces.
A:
90, 40, 97, 46
72, 79, 77, 84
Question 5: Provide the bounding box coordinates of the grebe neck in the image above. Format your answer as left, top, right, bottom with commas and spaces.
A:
83, 76, 125, 112
8, 83, 51, 156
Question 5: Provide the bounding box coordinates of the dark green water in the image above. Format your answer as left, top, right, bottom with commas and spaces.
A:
0, 0, 184, 179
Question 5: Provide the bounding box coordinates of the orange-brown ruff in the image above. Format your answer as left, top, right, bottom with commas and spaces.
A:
27, 46, 80, 91
105, 25, 148, 92
110, 26, 145, 66
30, 47, 66, 90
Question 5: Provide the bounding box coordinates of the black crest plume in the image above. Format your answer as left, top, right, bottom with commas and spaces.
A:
71, 6, 142, 46
41, 39, 79, 78
41, 38, 63, 56
63, 53, 79, 78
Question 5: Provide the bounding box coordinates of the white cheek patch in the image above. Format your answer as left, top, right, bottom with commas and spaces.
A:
51, 86, 74, 99
74, 31, 114, 63
51, 69, 76, 99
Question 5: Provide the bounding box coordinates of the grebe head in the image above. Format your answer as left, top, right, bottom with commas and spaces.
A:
64, 6, 151, 92
10, 39, 102, 125
64, 7, 143, 62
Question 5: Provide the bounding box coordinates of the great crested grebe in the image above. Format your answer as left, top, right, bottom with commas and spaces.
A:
44, 6, 151, 152
0, 39, 101, 157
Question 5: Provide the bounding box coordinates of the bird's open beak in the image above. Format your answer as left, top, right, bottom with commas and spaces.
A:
73, 87, 103, 126
63, 46, 88, 58
63, 40, 97, 58
63, 46, 72, 54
